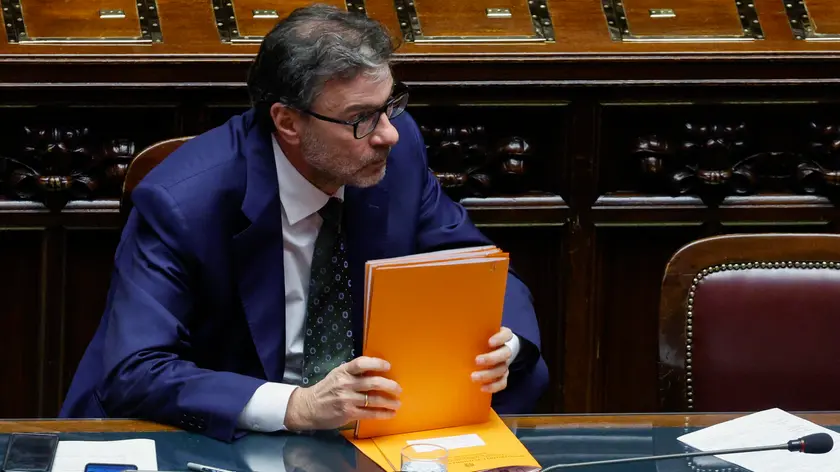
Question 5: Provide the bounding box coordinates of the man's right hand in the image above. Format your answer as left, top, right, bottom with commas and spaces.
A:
284, 356, 402, 431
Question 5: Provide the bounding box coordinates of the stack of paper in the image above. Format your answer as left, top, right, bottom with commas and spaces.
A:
678, 408, 840, 472
356, 246, 510, 439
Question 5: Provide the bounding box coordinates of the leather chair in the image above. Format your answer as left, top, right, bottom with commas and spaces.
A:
120, 136, 193, 215
658, 233, 840, 412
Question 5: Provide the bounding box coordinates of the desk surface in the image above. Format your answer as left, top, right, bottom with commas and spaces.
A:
1, 413, 838, 471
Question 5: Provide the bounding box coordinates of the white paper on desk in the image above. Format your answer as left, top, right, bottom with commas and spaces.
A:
52, 438, 158, 472
677, 408, 840, 472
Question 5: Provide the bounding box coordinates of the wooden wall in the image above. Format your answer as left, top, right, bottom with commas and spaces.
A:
3, 81, 840, 419
2, 0, 840, 419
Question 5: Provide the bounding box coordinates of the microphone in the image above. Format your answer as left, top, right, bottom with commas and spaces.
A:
539, 432, 833, 470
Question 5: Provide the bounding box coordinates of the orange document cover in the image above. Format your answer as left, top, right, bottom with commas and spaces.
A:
346, 410, 541, 472
355, 246, 510, 439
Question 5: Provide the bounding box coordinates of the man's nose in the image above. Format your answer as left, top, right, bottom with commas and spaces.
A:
369, 113, 399, 147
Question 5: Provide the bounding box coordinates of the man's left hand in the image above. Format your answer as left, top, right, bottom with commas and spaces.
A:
471, 327, 514, 393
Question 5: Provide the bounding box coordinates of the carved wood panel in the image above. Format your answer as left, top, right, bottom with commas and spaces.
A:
407, 103, 567, 201
4, 83, 840, 422
0, 105, 179, 210
588, 98, 840, 414
204, 103, 567, 202
599, 103, 840, 204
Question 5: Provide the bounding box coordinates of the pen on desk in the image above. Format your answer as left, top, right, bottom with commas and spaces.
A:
187, 462, 236, 472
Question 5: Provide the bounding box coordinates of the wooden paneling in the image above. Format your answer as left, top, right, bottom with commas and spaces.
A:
597, 226, 705, 413
4, 87, 840, 419
2, 0, 840, 422
18, 0, 143, 39
0, 230, 44, 417
482, 226, 565, 412
232, 0, 348, 38
807, 0, 840, 35
62, 230, 121, 410
622, 0, 744, 37
413, 0, 536, 38
0, 0, 837, 56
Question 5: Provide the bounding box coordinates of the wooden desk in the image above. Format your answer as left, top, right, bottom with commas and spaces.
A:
0, 413, 837, 471
2, 412, 838, 432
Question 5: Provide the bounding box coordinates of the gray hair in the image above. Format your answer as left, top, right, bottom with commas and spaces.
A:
247, 4, 396, 126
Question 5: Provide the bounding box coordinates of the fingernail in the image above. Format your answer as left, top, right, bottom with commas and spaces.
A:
384, 362, 391, 370
471, 373, 480, 381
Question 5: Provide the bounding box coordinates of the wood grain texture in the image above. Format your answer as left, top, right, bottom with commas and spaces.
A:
0, 419, 177, 433
412, 0, 535, 37
0, 230, 44, 418
19, 0, 142, 39
622, 0, 743, 37
807, 0, 840, 35
0, 413, 837, 433
232, 0, 348, 38
0, 0, 838, 58
483, 226, 565, 413
121, 136, 191, 214
506, 411, 840, 428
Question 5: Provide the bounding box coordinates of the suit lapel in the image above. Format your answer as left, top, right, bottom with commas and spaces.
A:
232, 115, 287, 382
344, 184, 390, 354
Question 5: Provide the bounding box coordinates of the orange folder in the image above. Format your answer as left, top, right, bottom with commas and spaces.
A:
355, 246, 510, 439
346, 410, 541, 472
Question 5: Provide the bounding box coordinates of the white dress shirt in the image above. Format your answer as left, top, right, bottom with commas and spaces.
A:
236, 136, 520, 433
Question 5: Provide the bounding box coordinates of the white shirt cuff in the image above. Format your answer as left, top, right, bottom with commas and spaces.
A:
505, 334, 521, 365
236, 382, 299, 432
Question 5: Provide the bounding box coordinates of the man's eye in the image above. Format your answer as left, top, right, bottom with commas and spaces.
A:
353, 111, 375, 121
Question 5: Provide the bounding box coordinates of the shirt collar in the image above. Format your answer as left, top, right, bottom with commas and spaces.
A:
272, 135, 345, 226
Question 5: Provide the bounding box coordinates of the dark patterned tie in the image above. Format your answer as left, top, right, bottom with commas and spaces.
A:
301, 197, 355, 386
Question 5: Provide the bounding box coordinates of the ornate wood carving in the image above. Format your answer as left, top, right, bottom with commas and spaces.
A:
0, 126, 135, 210
420, 124, 535, 200
633, 121, 840, 205
797, 122, 840, 199
0, 120, 542, 209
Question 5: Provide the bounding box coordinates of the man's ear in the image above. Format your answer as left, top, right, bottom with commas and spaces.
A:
270, 103, 302, 145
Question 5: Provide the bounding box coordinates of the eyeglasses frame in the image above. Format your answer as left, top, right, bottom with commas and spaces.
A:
291, 82, 410, 139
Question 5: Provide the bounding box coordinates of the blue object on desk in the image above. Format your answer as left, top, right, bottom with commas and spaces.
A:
84, 464, 138, 472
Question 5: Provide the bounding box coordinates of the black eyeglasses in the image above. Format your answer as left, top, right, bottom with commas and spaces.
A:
296, 82, 409, 139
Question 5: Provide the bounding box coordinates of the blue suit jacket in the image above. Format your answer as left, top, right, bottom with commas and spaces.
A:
60, 109, 549, 442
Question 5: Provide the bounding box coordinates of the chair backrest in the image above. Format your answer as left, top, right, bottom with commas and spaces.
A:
659, 233, 840, 412
121, 136, 193, 215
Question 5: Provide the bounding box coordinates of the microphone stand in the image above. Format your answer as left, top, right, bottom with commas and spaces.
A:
539, 442, 788, 470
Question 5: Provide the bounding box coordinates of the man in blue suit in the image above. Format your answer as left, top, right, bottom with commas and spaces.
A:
61, 4, 548, 442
